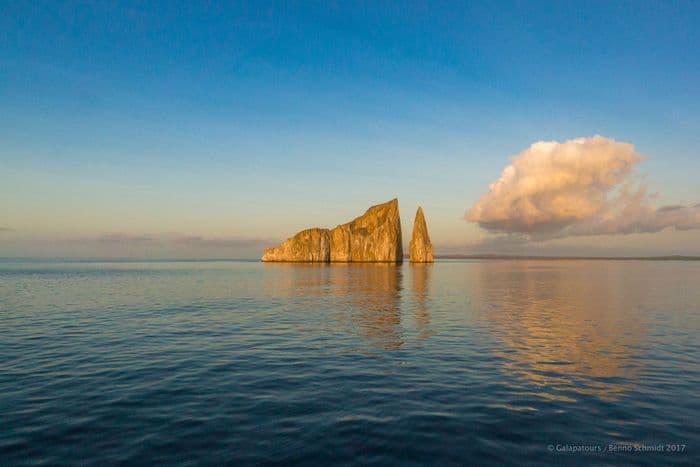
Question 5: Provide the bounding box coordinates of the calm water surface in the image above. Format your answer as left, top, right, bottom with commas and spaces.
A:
1, 259, 699, 465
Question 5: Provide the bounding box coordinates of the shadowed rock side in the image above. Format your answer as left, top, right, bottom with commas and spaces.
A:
261, 228, 330, 262
409, 207, 433, 263
261, 199, 403, 263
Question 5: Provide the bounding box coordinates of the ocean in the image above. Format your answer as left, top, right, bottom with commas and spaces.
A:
1, 259, 698, 465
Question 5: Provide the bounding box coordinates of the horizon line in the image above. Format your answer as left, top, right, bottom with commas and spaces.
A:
2, 255, 700, 262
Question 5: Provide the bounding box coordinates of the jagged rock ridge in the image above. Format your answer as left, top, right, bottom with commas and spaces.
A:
409, 206, 433, 263
261, 199, 403, 263
260, 228, 330, 262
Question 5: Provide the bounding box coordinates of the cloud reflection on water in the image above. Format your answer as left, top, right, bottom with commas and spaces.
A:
471, 260, 646, 401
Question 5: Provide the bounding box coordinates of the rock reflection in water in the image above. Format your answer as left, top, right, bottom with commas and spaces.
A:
329, 264, 403, 349
262, 262, 404, 349
410, 263, 433, 339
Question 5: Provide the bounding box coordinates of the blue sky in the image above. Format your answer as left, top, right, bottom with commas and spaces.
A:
2, 1, 699, 257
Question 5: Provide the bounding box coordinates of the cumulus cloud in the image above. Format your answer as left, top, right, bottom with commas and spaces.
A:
466, 135, 700, 241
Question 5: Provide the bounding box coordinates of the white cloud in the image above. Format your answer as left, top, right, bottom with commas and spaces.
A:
466, 135, 700, 240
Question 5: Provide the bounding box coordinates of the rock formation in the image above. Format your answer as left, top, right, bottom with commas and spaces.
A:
409, 207, 433, 263
261, 228, 330, 262
261, 199, 403, 263
330, 198, 403, 262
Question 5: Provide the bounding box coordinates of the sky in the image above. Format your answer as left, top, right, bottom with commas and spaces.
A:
1, 0, 699, 258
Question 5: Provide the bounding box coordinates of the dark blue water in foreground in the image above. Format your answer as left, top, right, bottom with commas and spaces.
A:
1, 259, 699, 466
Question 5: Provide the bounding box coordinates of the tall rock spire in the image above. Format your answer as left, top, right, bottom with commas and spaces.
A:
409, 207, 433, 263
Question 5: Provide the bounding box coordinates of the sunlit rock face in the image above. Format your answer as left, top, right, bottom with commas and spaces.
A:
330, 198, 403, 262
261, 228, 330, 262
409, 207, 433, 263
262, 199, 403, 263
329, 224, 352, 261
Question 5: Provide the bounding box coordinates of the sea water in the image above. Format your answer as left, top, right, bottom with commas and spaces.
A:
1, 259, 698, 465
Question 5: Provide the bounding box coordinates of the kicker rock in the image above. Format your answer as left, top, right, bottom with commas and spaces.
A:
330, 198, 403, 262
409, 207, 433, 263
261, 228, 330, 262
261, 199, 403, 263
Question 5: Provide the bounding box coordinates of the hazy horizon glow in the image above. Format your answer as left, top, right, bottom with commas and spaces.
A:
2, 2, 699, 258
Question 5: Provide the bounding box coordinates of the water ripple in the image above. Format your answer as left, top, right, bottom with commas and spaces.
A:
1, 260, 699, 465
